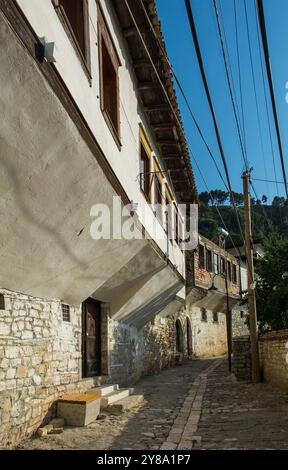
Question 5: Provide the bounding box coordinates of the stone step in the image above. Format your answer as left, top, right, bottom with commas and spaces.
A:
106, 394, 144, 413
86, 384, 119, 397
100, 388, 134, 409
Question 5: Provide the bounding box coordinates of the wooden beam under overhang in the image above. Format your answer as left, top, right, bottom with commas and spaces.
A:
138, 81, 161, 90
143, 103, 170, 111
171, 179, 189, 184
133, 58, 154, 68
168, 169, 186, 175
150, 122, 175, 130
157, 140, 180, 146
161, 154, 183, 160
123, 25, 149, 37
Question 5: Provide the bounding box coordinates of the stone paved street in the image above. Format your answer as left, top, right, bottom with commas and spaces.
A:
18, 358, 288, 450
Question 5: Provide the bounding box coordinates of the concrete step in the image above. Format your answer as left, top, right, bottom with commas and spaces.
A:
100, 388, 134, 409
106, 394, 144, 413
86, 384, 119, 397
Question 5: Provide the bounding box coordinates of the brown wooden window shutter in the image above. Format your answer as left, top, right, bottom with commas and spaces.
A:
97, 3, 121, 143
52, 0, 91, 78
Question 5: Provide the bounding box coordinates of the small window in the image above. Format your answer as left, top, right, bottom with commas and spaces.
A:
201, 308, 207, 322
213, 253, 219, 274
154, 176, 163, 224
199, 245, 205, 268
154, 175, 162, 205
98, 5, 121, 142
206, 249, 213, 272
213, 312, 219, 323
174, 208, 179, 243
220, 257, 226, 275
0, 294, 5, 310
227, 261, 232, 282
102, 41, 118, 132
232, 264, 237, 284
140, 143, 151, 200
240, 310, 244, 319
61, 304, 70, 322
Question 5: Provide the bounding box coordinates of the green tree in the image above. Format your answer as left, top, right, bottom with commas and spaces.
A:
272, 196, 286, 208
256, 235, 288, 334
262, 195, 268, 204
198, 191, 210, 205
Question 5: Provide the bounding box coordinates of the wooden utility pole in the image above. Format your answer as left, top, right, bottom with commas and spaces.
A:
224, 273, 232, 373
242, 170, 261, 383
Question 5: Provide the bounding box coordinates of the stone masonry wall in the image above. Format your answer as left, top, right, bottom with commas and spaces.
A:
260, 330, 288, 391
0, 288, 191, 447
232, 336, 251, 381
108, 312, 187, 386
0, 289, 98, 448
189, 307, 227, 358
232, 309, 249, 338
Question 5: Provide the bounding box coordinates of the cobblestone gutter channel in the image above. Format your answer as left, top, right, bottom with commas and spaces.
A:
161, 359, 223, 450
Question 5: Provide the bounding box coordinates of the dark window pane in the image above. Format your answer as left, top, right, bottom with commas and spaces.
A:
140, 143, 150, 200
61, 303, 70, 322
199, 245, 205, 268
102, 40, 118, 133
61, 0, 85, 57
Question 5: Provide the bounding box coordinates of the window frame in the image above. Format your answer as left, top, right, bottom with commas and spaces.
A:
213, 252, 219, 274
97, 1, 121, 147
232, 264, 238, 284
213, 311, 219, 323
61, 303, 71, 322
220, 256, 226, 275
199, 244, 205, 269
164, 185, 173, 235
52, 0, 91, 82
201, 308, 208, 322
139, 126, 152, 202
206, 248, 213, 272
227, 260, 232, 282
153, 157, 164, 224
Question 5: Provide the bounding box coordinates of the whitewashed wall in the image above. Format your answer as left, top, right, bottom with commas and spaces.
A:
15, 0, 185, 278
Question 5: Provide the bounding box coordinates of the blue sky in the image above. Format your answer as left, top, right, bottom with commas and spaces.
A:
156, 0, 288, 202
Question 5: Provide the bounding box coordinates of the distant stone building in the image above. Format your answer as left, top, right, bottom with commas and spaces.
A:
180, 235, 243, 358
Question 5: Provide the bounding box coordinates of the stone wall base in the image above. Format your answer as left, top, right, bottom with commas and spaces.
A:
232, 335, 251, 381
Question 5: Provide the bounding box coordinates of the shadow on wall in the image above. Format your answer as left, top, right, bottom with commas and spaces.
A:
117, 282, 183, 329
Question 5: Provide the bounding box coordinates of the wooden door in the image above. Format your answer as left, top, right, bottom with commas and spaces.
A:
82, 298, 101, 377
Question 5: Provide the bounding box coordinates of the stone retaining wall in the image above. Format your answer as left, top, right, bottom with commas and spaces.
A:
232, 335, 251, 381
260, 330, 288, 391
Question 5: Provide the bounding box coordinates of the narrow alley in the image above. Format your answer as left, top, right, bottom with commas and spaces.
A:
18, 358, 288, 451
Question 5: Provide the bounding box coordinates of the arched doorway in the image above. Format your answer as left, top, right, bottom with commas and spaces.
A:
175, 319, 184, 354
186, 317, 193, 357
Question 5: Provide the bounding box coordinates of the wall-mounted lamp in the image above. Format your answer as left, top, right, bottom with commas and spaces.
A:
39, 37, 57, 63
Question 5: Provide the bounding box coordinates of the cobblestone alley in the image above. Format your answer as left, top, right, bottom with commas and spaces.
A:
18, 358, 288, 450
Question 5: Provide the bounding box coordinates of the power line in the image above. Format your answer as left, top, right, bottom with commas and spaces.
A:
213, 0, 248, 170
254, 0, 279, 197
125, 0, 245, 258
137, 0, 229, 192
218, 0, 244, 150
256, 0, 288, 198
184, 0, 246, 251
234, 0, 247, 159
252, 177, 285, 185
243, 0, 270, 199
